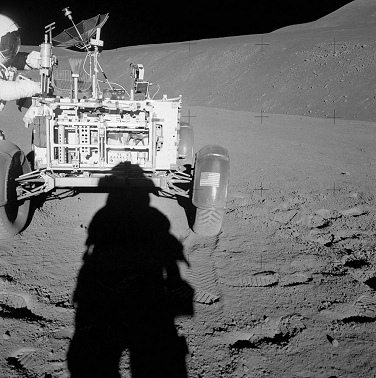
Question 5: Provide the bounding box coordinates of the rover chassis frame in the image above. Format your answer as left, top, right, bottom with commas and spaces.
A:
15, 168, 192, 201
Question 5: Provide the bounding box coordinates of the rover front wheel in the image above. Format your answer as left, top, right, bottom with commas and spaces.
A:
0, 141, 31, 239
191, 145, 230, 237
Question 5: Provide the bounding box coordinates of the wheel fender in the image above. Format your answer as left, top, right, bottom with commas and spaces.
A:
192, 144, 230, 209
0, 141, 22, 207
178, 124, 194, 161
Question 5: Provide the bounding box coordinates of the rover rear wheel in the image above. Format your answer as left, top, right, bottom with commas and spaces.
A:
192, 207, 225, 237
0, 141, 31, 239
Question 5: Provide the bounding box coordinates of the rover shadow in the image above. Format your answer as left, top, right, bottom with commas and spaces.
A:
176, 192, 196, 229
67, 162, 194, 378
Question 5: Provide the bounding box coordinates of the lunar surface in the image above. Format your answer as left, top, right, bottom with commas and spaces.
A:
1, 0, 376, 377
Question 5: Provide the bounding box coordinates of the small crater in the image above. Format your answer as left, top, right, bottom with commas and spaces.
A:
344, 259, 369, 268
0, 306, 45, 322
364, 277, 376, 290
54, 300, 74, 309
0, 274, 15, 283
342, 316, 376, 324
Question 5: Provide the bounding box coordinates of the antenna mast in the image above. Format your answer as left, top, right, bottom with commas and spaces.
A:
61, 7, 112, 99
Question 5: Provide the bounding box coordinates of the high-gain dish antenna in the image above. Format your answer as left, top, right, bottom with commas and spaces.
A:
53, 7, 109, 50
52, 7, 112, 98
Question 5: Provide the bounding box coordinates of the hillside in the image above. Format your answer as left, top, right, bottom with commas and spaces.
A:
94, 0, 376, 121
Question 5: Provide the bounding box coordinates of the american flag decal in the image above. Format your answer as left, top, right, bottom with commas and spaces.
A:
199, 172, 220, 187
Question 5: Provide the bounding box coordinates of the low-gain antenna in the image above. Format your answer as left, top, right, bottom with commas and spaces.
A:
44, 22, 55, 44
62, 7, 72, 19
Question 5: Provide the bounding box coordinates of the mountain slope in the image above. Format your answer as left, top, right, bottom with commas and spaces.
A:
99, 8, 376, 122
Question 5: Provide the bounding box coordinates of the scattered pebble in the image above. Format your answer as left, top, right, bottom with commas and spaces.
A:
7, 347, 37, 370
222, 314, 305, 346
296, 214, 329, 228
347, 268, 376, 286
314, 208, 341, 220
320, 294, 376, 321
49, 327, 74, 340
280, 273, 312, 286
291, 255, 326, 273
2, 331, 11, 340
0, 292, 30, 310
333, 230, 362, 243
339, 206, 369, 217
272, 210, 298, 224
307, 229, 334, 245
348, 192, 358, 199
327, 335, 339, 347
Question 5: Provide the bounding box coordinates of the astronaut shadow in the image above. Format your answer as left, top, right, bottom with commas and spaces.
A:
67, 162, 194, 378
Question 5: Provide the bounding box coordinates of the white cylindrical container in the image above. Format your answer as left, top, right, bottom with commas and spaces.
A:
40, 42, 52, 69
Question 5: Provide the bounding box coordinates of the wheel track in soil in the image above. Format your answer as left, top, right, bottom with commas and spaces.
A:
181, 233, 221, 305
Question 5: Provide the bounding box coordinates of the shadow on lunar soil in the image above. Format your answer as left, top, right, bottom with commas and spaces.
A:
67, 163, 194, 378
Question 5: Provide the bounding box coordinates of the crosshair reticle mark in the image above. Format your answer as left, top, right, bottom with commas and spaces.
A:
327, 109, 342, 125
254, 182, 270, 197
255, 109, 269, 124
182, 40, 197, 53
326, 182, 341, 196
181, 109, 196, 124
329, 36, 345, 55
255, 36, 270, 53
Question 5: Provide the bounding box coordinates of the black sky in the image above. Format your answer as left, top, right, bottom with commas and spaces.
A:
0, 0, 354, 50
